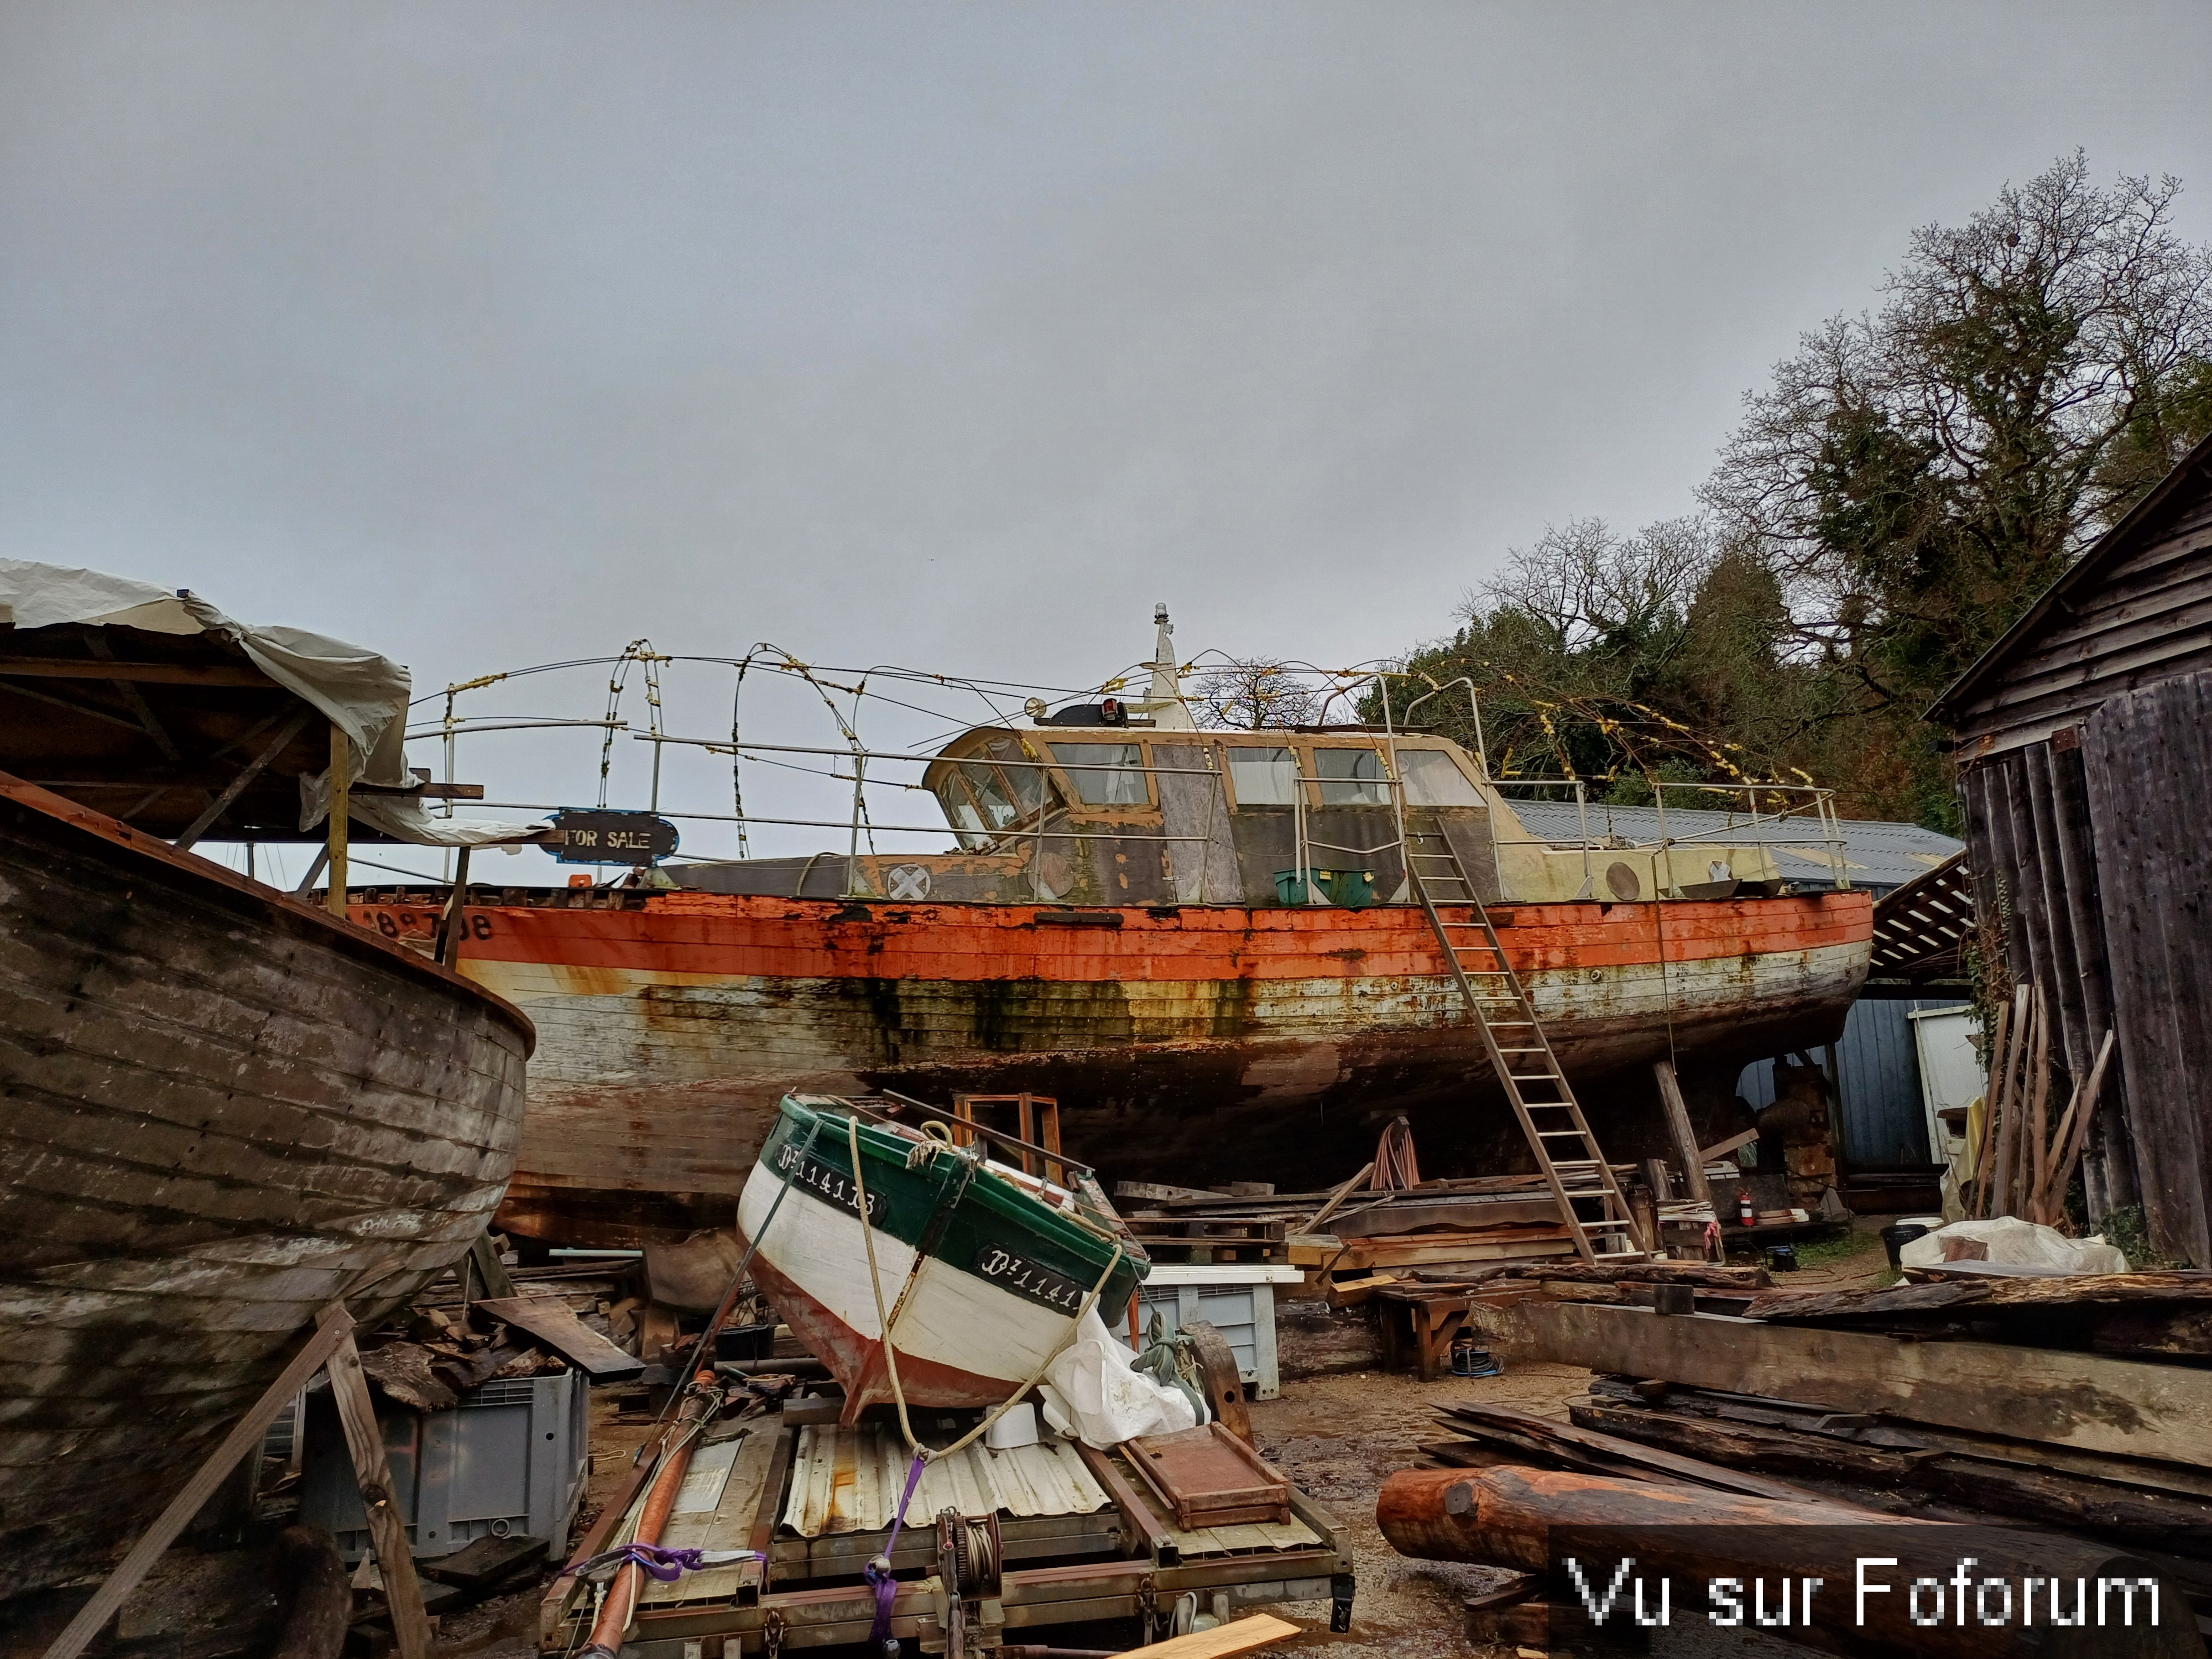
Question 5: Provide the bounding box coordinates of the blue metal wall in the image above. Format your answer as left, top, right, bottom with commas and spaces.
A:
1735, 998, 1960, 1169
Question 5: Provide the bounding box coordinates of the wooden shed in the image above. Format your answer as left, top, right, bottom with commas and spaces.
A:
1929, 429, 2212, 1264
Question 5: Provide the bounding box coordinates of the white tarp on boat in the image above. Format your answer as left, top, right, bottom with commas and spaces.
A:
0, 560, 542, 846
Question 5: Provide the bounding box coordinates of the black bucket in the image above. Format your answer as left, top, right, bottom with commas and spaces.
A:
1880, 1222, 1932, 1269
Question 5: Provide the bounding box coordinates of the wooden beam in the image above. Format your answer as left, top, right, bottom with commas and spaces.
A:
1119, 1614, 1300, 1659
1651, 1060, 1712, 1205
1474, 1299, 2212, 1468
41, 1305, 358, 1659
174, 709, 312, 851
0, 655, 275, 686
325, 1321, 434, 1659
325, 724, 350, 920
1695, 1126, 1759, 1165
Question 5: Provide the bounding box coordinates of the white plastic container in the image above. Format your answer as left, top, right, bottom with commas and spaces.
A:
984, 1401, 1040, 1451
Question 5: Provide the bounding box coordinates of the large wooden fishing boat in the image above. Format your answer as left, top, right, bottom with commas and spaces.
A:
350, 616, 1872, 1248
736, 1096, 1147, 1422
0, 565, 539, 1601
0, 776, 534, 1599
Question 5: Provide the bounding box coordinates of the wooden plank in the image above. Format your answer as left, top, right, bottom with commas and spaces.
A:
1694, 1127, 1758, 1164
0, 656, 276, 686
325, 722, 349, 919
326, 1325, 434, 1659
1124, 1613, 1299, 1659
1474, 1300, 2212, 1468
1652, 1060, 1711, 1205
40, 1305, 358, 1659
473, 1293, 643, 1380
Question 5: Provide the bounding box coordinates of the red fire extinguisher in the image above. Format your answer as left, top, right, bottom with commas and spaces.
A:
1736, 1189, 1757, 1228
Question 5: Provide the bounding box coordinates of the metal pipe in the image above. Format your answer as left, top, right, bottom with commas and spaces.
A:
578, 1376, 718, 1658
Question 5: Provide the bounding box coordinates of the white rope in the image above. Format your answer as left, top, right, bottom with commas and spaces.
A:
847, 1115, 1124, 1464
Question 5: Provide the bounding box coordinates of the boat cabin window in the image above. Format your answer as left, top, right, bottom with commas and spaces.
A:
1399, 748, 1484, 807
1046, 742, 1148, 807
935, 775, 994, 848
1225, 745, 1298, 806
958, 762, 1022, 832
1314, 745, 1389, 806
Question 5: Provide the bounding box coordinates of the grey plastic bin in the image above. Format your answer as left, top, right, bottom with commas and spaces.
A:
299, 1371, 589, 1563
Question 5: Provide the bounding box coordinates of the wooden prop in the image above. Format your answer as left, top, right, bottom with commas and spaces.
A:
1652, 1060, 1712, 1206
325, 723, 350, 919
43, 1305, 364, 1659
1298, 1161, 1377, 1235
1968, 990, 2013, 1217
2040, 1029, 2119, 1224
2027, 989, 2052, 1214
326, 1316, 435, 1658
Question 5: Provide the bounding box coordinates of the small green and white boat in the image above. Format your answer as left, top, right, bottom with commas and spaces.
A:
736, 1095, 1149, 1423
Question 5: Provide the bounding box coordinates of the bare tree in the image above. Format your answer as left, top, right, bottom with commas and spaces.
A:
1190, 658, 1323, 729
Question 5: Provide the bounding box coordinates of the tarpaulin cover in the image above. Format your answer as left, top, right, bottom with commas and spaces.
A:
0, 560, 542, 846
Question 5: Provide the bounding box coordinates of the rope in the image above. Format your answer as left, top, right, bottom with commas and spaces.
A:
846, 1115, 1124, 1465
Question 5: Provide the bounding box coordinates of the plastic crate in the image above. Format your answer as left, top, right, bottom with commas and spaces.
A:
1136, 1265, 1298, 1400
299, 1371, 589, 1563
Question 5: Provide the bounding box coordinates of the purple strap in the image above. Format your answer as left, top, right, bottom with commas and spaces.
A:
561, 1542, 761, 1583
865, 1451, 931, 1648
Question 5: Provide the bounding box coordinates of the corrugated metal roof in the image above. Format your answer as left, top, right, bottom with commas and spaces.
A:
781, 1422, 1110, 1538
1507, 802, 1962, 895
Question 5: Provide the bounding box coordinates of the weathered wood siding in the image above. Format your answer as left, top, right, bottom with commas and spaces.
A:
1947, 462, 2212, 757
2082, 669, 2212, 1266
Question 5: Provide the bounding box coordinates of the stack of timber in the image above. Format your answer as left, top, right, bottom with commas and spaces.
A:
1453, 1272, 2212, 1619
1116, 1168, 1651, 1281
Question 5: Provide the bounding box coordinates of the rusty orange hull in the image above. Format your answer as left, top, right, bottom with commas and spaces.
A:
351, 889, 1872, 1246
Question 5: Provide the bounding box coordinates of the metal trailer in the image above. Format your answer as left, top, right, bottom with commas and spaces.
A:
546, 1413, 1354, 1656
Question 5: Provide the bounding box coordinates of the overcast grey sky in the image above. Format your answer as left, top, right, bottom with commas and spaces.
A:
5, 3, 2211, 873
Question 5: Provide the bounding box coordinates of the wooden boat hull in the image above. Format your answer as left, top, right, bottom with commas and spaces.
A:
0, 778, 533, 1601
734, 1099, 1145, 1423
349, 887, 1870, 1246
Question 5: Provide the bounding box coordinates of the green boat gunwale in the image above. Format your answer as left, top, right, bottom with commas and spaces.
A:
764, 1096, 1149, 1311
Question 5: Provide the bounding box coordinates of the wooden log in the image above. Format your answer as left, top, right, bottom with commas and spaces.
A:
326, 1326, 434, 1659
40, 1304, 358, 1659
1376, 1465, 2198, 1658
1181, 1318, 1253, 1445
1471, 1300, 2212, 1467
1652, 1060, 1712, 1206
271, 1526, 350, 1659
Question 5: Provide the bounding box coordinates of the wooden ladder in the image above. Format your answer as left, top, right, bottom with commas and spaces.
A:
1405, 832, 1648, 1263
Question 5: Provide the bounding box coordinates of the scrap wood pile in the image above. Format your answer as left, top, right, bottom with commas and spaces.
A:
1117, 1119, 1648, 1283
1966, 978, 2117, 1225
1397, 1264, 2212, 1637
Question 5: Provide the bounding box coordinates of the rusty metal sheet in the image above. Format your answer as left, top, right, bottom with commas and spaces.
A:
780, 1423, 1109, 1538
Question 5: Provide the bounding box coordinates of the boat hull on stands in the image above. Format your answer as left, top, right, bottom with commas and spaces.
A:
0, 776, 533, 1601
342, 885, 1871, 1247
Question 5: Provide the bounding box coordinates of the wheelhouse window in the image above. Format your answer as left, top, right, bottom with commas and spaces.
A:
933, 775, 993, 848
958, 762, 1021, 832
1225, 745, 1298, 806
1046, 742, 1148, 807
1399, 748, 1484, 807
982, 737, 1050, 817
1314, 745, 1389, 806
